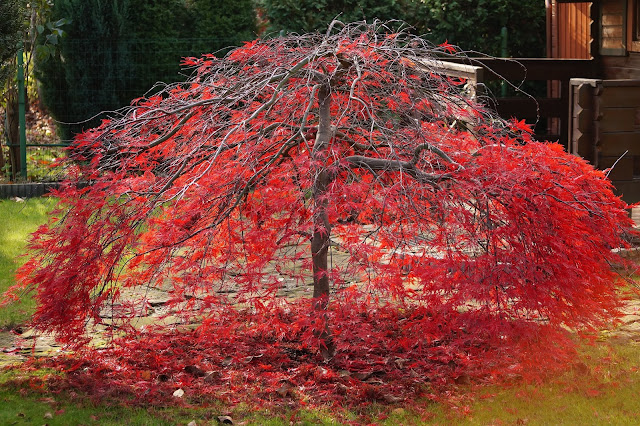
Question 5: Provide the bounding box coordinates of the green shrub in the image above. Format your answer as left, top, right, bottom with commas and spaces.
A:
262, 0, 546, 57
188, 0, 257, 55
405, 0, 546, 58
260, 0, 403, 34
35, 0, 132, 140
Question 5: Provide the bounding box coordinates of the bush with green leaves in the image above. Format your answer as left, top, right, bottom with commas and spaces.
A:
405, 0, 546, 58
188, 0, 257, 55
125, 0, 256, 98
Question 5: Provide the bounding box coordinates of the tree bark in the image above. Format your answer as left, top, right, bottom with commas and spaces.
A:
311, 83, 335, 359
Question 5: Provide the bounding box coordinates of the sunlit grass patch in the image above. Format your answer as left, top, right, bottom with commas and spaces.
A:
0, 197, 56, 329
0, 385, 194, 426
415, 339, 640, 425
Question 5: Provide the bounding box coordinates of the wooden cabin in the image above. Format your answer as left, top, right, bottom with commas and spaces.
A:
549, 0, 640, 203
446, 1, 640, 202
547, 1, 640, 202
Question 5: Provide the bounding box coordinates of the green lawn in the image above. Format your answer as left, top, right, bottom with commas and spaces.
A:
0, 197, 56, 329
0, 386, 185, 426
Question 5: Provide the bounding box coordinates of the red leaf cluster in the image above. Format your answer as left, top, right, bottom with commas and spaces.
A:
18, 300, 578, 416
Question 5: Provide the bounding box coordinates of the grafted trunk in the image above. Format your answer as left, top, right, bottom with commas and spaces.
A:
311, 169, 331, 303
311, 83, 335, 358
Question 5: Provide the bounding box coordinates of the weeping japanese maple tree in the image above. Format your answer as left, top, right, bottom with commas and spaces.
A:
7, 21, 636, 386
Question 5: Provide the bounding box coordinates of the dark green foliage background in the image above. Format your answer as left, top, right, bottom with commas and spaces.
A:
260, 0, 404, 35
189, 0, 258, 54
36, 0, 256, 140
35, 0, 132, 140
262, 0, 546, 58
36, 0, 544, 139
0, 0, 24, 91
405, 0, 546, 58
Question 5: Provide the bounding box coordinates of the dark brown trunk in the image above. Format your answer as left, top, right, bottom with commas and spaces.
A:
311, 168, 331, 302
311, 84, 335, 359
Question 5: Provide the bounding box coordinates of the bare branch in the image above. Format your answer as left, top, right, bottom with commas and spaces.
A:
344, 155, 450, 186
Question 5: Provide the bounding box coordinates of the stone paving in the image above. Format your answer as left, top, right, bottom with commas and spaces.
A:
604, 299, 640, 344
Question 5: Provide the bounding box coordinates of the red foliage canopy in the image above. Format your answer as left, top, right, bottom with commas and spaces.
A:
4, 21, 636, 404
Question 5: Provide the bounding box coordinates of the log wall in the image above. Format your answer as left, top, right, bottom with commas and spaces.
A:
570, 78, 640, 202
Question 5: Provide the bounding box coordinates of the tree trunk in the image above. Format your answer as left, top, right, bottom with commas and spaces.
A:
311, 83, 335, 359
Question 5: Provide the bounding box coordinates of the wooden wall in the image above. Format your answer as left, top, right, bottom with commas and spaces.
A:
548, 1, 640, 78
601, 53, 640, 78
552, 1, 640, 201
599, 0, 640, 78
570, 78, 640, 203
547, 1, 594, 141
556, 2, 593, 59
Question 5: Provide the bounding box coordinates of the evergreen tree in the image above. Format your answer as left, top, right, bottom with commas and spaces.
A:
404, 0, 546, 58
125, 0, 191, 99
261, 0, 403, 35
262, 0, 545, 58
0, 0, 24, 91
188, 0, 257, 55
35, 0, 132, 140
36, 0, 257, 140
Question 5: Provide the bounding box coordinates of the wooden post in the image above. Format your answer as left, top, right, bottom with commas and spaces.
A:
17, 45, 27, 180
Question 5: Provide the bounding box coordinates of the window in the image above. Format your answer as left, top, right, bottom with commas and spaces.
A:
635, 0, 640, 40
630, 0, 640, 51
601, 0, 627, 55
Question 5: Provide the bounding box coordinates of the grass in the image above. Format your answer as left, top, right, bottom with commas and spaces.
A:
0, 387, 202, 425
440, 342, 640, 425
0, 197, 56, 329
2, 196, 640, 424
252, 340, 640, 424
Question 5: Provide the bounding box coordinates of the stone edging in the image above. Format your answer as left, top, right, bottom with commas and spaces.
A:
0, 182, 61, 199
